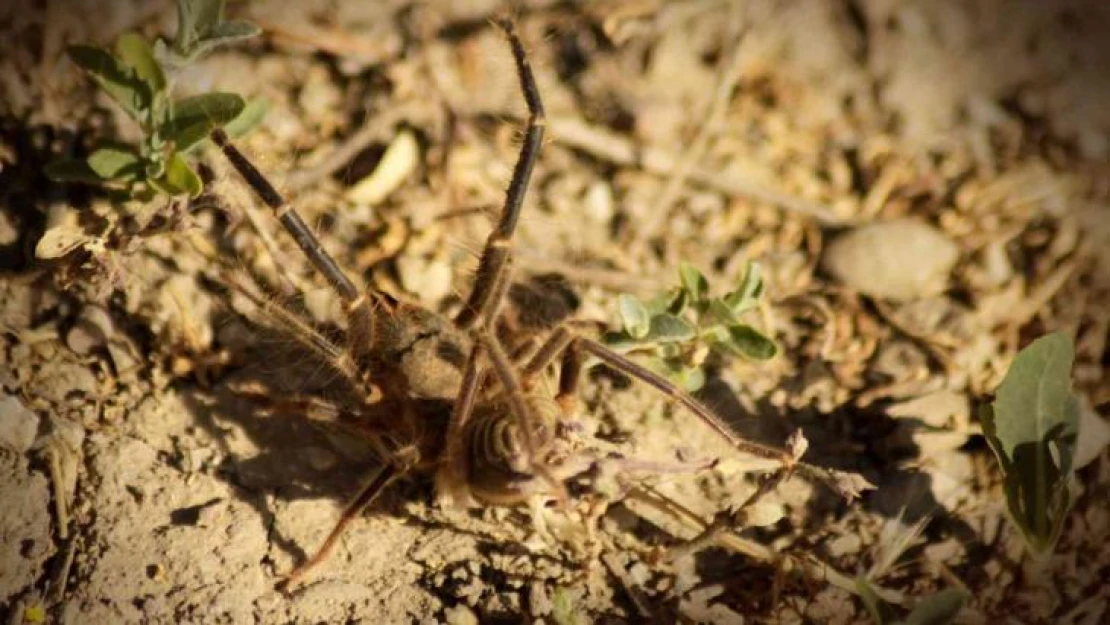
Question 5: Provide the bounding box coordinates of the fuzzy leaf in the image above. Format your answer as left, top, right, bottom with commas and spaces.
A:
551, 587, 586, 625
618, 294, 651, 339
66, 45, 151, 121
678, 262, 708, 303
644, 313, 696, 343
45, 158, 108, 183
706, 298, 739, 326
725, 261, 764, 313
219, 96, 268, 139
151, 152, 202, 197
175, 0, 225, 54
674, 364, 706, 393
86, 144, 144, 180
187, 21, 263, 60
162, 92, 245, 151
641, 357, 705, 393
642, 289, 678, 316
600, 330, 639, 353
898, 587, 967, 625
981, 332, 1079, 555
201, 19, 261, 44
720, 324, 777, 360
114, 32, 165, 95
855, 578, 895, 625
144, 155, 166, 180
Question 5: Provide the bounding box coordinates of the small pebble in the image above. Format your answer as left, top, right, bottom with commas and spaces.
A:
582, 180, 614, 224
1075, 395, 1110, 470
0, 394, 39, 453
821, 218, 959, 301
397, 256, 453, 303
66, 305, 114, 355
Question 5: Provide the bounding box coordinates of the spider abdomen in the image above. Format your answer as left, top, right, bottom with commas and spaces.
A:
463, 395, 561, 504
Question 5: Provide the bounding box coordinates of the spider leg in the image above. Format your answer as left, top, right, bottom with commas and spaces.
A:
435, 342, 485, 507
454, 19, 545, 331
520, 324, 874, 501
569, 337, 872, 500
277, 463, 400, 593
223, 268, 380, 402
209, 129, 379, 370
435, 20, 564, 501
520, 326, 574, 391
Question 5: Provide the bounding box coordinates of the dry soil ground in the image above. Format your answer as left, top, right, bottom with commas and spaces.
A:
1, 0, 1108, 623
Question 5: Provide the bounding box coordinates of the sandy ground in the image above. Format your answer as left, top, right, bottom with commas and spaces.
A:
1, 0, 1109, 623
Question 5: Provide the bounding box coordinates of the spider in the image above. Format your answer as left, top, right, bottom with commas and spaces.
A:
205, 19, 863, 590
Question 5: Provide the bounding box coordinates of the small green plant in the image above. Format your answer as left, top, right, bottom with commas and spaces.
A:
46, 0, 264, 199
603, 261, 777, 391
857, 581, 968, 625
979, 331, 1079, 556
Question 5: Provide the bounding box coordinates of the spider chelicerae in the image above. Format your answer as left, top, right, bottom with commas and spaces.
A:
206, 18, 863, 590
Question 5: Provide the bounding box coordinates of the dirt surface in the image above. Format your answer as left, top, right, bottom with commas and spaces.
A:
2, 0, 1109, 623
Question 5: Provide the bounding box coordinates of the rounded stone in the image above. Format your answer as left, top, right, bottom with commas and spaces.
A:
821, 218, 959, 301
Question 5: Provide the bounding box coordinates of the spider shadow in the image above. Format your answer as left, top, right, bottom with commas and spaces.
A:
179, 312, 393, 567
694, 378, 981, 566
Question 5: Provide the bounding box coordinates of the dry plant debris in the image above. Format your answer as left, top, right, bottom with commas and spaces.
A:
1, 0, 1109, 623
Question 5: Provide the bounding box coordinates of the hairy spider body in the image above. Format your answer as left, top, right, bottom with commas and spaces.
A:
208, 19, 864, 590
375, 302, 469, 400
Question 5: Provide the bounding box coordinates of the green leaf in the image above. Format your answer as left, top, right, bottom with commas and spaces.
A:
674, 364, 706, 393
678, 262, 708, 303
898, 587, 967, 625
220, 96, 268, 139
201, 19, 261, 44
641, 357, 707, 393
980, 332, 1079, 555
189, 21, 263, 60
175, 0, 225, 55
600, 330, 639, 353
657, 342, 682, 360
644, 313, 696, 344
551, 587, 586, 625
86, 143, 144, 180
987, 332, 1078, 467
45, 158, 108, 183
855, 578, 894, 625
162, 92, 246, 151
66, 45, 151, 121
114, 32, 166, 94
144, 155, 166, 180
115, 32, 168, 128
618, 294, 651, 339
725, 261, 764, 313
719, 324, 777, 360
643, 287, 684, 316
151, 152, 202, 197
705, 298, 739, 326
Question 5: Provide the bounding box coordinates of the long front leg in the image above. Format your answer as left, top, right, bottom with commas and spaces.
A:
558, 336, 873, 501
455, 19, 546, 330
209, 129, 379, 368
